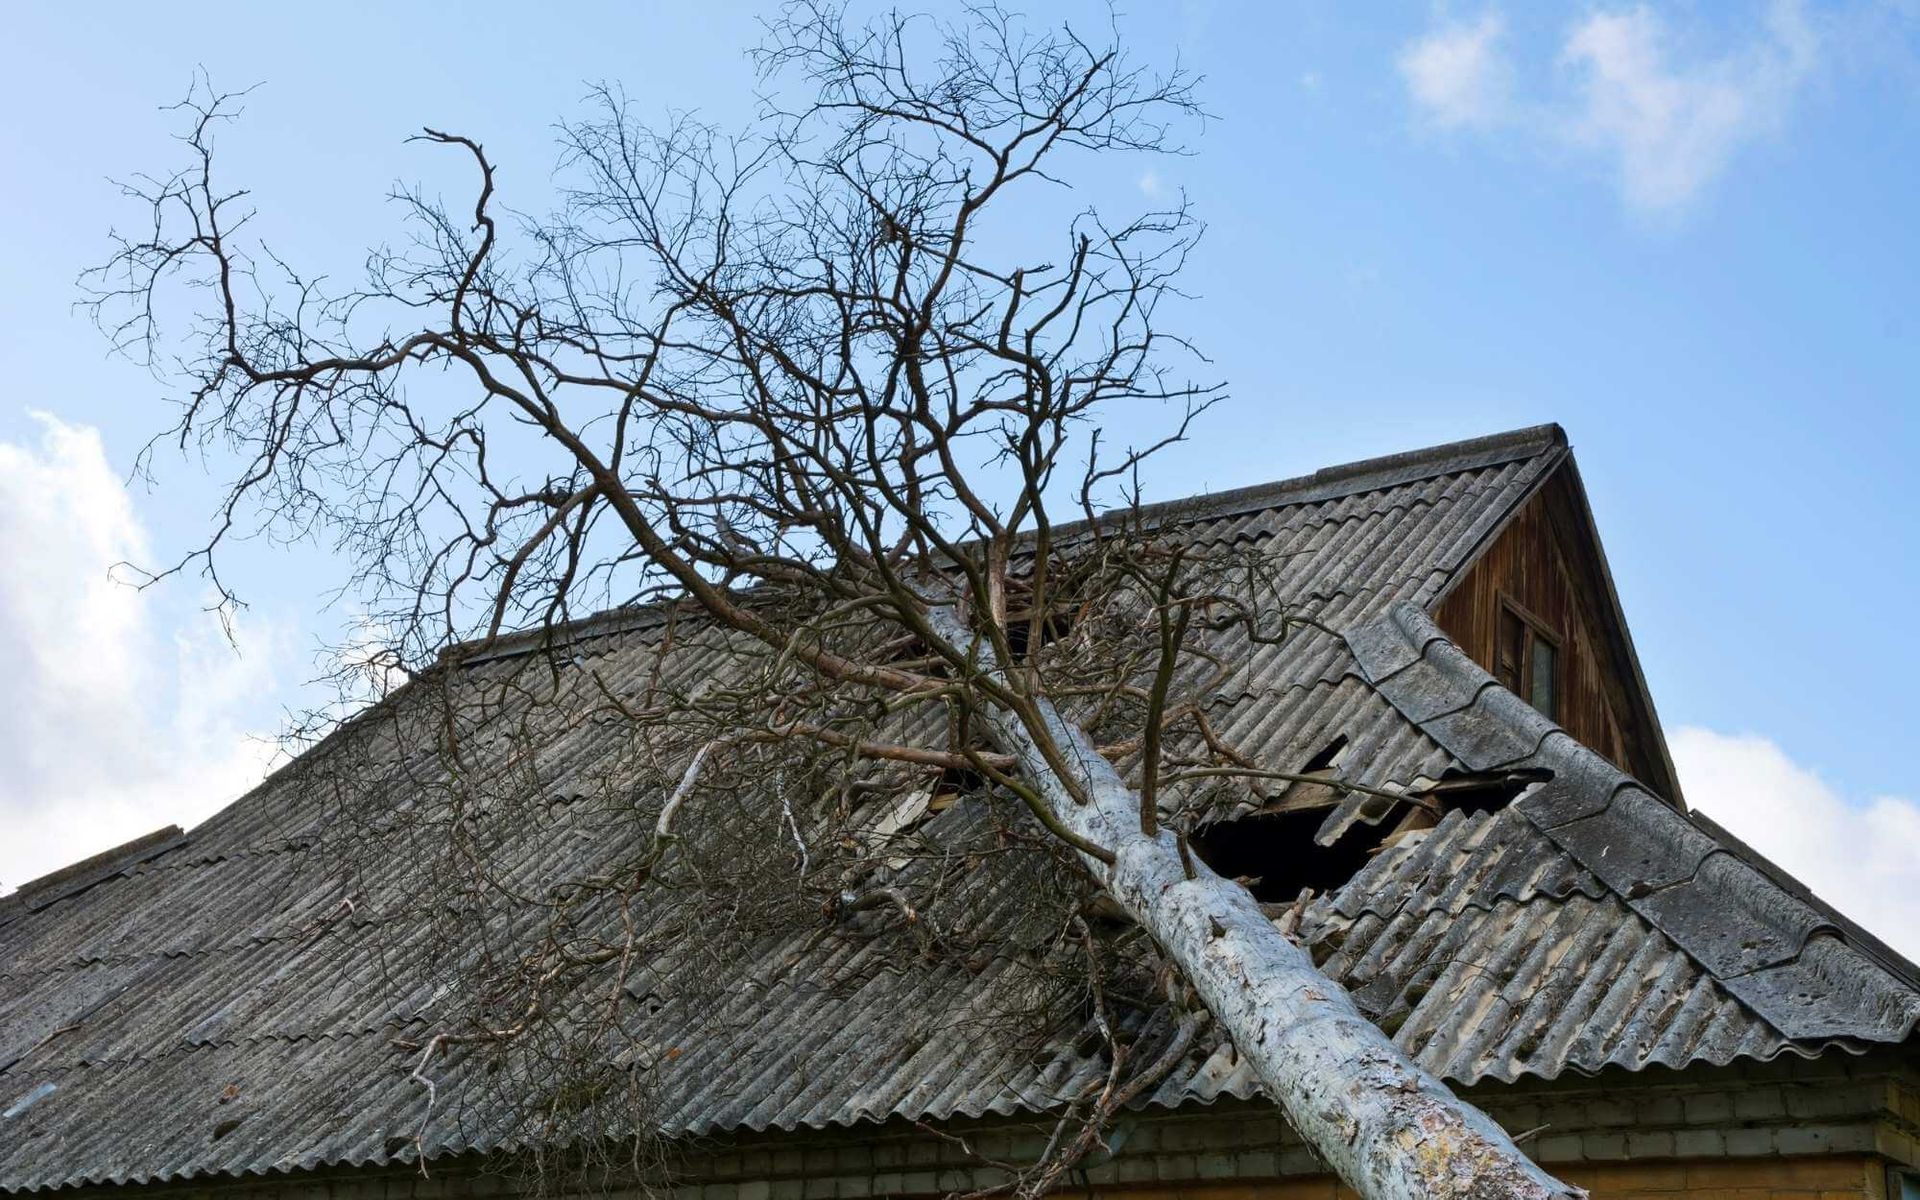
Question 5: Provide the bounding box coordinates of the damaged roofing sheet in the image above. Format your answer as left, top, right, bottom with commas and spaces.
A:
2, 424, 1915, 1193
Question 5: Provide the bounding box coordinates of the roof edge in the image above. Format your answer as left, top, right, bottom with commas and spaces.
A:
1070, 422, 1567, 535
2, 826, 187, 922
1687, 808, 1920, 992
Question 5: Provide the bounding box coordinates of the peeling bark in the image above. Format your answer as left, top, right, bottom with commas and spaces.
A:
926, 607, 1582, 1200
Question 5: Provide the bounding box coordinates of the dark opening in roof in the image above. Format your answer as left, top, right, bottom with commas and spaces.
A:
1188, 806, 1381, 904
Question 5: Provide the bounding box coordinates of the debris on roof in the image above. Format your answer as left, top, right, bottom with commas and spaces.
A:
1, 425, 1911, 1194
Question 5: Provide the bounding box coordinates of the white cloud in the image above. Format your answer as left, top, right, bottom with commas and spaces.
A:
1398, 12, 1512, 130
1137, 169, 1166, 199
1561, 2, 1818, 212
1397, 3, 1820, 215
0, 414, 289, 891
1672, 726, 1920, 962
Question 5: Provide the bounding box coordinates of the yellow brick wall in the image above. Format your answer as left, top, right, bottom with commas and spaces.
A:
1070, 1156, 1890, 1200
1558, 1156, 1886, 1198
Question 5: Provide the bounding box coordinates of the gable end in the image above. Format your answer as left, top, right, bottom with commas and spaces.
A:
1429, 457, 1681, 802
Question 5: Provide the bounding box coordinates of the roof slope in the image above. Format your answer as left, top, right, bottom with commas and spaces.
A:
1342, 604, 1920, 1057
2, 426, 1914, 1193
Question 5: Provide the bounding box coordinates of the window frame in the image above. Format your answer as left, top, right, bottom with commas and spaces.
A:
1494, 594, 1562, 722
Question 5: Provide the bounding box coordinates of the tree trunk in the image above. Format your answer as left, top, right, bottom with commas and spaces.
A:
926, 608, 1581, 1200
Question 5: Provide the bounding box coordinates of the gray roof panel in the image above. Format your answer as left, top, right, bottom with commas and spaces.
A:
1357, 601, 1920, 1063
4, 426, 1913, 1193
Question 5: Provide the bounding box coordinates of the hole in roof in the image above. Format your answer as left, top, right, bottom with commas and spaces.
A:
1188, 754, 1551, 905
880, 632, 935, 667
1239, 736, 1350, 817
1299, 735, 1348, 775
1189, 807, 1386, 904
1006, 607, 1072, 664
1189, 737, 1393, 902
1072, 1025, 1105, 1059
1423, 768, 1552, 817
929, 763, 987, 812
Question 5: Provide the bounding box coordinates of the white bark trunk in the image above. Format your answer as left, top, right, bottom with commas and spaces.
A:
925, 608, 1581, 1200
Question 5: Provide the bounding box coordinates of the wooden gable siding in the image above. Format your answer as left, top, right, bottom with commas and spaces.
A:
1431, 468, 1650, 783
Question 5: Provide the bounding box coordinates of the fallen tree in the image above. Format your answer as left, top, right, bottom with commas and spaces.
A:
926, 605, 1572, 1198
90, 5, 1579, 1196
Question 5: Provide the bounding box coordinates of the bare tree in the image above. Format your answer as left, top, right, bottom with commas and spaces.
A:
88, 6, 1578, 1198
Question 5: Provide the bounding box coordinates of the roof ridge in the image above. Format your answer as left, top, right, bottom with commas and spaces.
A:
1686, 808, 1920, 990
1344, 602, 1920, 1048
454, 424, 1568, 666
1065, 422, 1567, 535
1, 826, 187, 923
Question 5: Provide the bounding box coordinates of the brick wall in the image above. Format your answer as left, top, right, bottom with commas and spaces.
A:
46, 1157, 1897, 1200
1561, 1157, 1886, 1199
913, 1161, 1891, 1199
650, 1054, 1917, 1194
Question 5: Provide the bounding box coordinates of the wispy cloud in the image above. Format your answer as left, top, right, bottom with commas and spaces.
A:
0, 414, 289, 891
1398, 3, 1821, 215
1561, 3, 1817, 212
1672, 726, 1920, 961
1399, 12, 1511, 130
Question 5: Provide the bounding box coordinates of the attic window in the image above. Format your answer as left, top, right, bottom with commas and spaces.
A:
1496, 601, 1558, 720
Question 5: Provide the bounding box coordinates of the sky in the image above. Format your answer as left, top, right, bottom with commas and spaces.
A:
1, 2, 1916, 953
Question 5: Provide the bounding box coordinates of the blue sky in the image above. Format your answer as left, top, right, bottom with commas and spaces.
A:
1, 2, 1915, 950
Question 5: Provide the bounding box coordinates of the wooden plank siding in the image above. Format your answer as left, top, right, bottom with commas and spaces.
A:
1432, 466, 1665, 789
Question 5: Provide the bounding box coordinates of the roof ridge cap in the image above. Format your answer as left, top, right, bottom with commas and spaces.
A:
1344, 601, 1920, 1044
449, 425, 1568, 667
1097, 422, 1566, 531
4, 825, 187, 917
1308, 423, 1564, 490
1685, 808, 1920, 991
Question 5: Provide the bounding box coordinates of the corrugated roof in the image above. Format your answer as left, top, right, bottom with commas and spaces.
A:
1346, 601, 1920, 1044
3, 424, 1914, 1193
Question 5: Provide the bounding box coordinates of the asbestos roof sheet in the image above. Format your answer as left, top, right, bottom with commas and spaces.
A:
3, 424, 1914, 1193
1348, 603, 1920, 1052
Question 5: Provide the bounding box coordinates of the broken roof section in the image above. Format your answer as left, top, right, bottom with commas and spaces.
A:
1, 424, 1914, 1193
1345, 602, 1920, 1053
